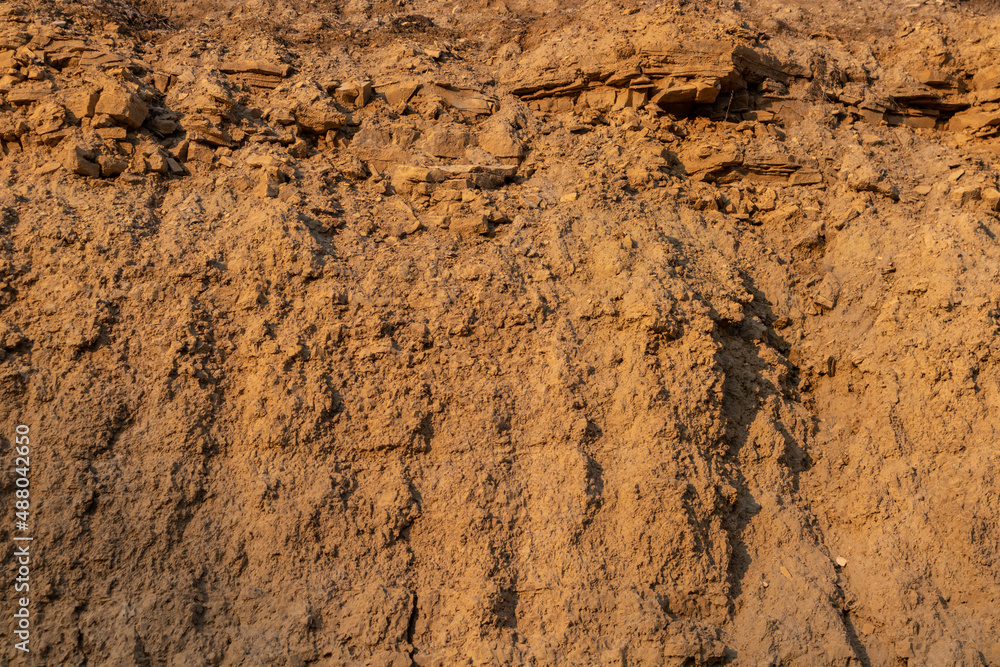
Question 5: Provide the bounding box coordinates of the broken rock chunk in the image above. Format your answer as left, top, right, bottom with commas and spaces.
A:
421, 124, 470, 159
335, 154, 369, 180
6, 82, 56, 105
378, 80, 422, 107
478, 120, 526, 159
65, 88, 99, 122
283, 84, 346, 134
98, 154, 128, 177
296, 101, 345, 134
452, 214, 491, 236
63, 144, 99, 178
34, 159, 60, 175
146, 151, 169, 174
219, 60, 291, 89
96, 127, 127, 140
982, 187, 1000, 212
950, 186, 981, 208
95, 84, 148, 129
149, 116, 178, 136
29, 102, 65, 134
184, 115, 235, 147
335, 80, 374, 109
391, 164, 448, 193
255, 179, 279, 198
219, 60, 292, 78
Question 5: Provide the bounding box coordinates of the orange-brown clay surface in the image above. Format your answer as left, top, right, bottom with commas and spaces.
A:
1, 0, 1000, 664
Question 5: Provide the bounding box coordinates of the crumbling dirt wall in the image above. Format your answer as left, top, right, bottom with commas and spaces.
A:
1, 0, 999, 664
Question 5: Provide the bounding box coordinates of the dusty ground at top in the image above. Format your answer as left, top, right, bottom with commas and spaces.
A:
1, 0, 999, 664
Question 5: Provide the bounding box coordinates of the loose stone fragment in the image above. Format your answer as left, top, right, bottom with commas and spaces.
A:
95, 84, 148, 128
63, 144, 99, 177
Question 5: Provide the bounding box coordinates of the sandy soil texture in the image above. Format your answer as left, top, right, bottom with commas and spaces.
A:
1, 0, 999, 664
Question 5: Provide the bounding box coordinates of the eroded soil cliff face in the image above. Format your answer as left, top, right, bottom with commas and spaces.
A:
1, 0, 999, 664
